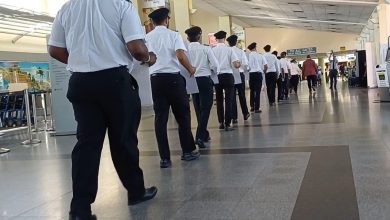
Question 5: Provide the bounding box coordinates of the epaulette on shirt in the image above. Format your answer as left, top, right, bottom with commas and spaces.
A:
203, 44, 210, 46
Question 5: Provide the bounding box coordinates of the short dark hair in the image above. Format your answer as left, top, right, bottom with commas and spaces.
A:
247, 42, 257, 50
226, 35, 238, 46
307, 55, 311, 58
272, 51, 278, 56
264, 45, 271, 52
281, 51, 287, 57
185, 26, 202, 42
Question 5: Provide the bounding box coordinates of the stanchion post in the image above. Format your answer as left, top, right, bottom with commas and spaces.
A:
46, 91, 55, 132
31, 93, 39, 132
22, 89, 41, 145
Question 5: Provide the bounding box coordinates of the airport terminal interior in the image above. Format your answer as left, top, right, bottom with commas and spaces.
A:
2, 0, 390, 219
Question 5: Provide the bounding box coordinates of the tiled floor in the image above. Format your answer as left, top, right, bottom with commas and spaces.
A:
1, 81, 390, 220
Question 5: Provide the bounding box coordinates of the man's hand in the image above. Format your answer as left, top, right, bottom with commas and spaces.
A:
189, 67, 196, 76
141, 52, 157, 66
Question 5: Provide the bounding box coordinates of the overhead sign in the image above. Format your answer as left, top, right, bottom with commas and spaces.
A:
141, 0, 166, 8
340, 46, 346, 51
287, 47, 317, 56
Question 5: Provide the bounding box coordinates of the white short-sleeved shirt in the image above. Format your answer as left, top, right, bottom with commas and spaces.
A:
291, 63, 301, 76
48, 0, 145, 73
187, 42, 220, 77
212, 43, 239, 74
329, 56, 338, 70
232, 46, 249, 73
263, 52, 279, 73
145, 26, 187, 74
248, 51, 268, 73
280, 58, 291, 73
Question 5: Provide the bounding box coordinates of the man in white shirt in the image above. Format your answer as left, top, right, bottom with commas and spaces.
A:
185, 26, 219, 149
247, 42, 268, 113
329, 50, 339, 90
263, 45, 279, 106
227, 35, 250, 123
48, 0, 157, 218
290, 59, 301, 94
280, 51, 291, 100
146, 8, 200, 169
212, 31, 241, 131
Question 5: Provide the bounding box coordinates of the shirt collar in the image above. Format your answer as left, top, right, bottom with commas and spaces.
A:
189, 42, 201, 45
154, 26, 167, 30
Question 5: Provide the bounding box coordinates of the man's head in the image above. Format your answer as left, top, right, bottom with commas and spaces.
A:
307, 55, 311, 59
247, 42, 257, 51
264, 45, 272, 52
149, 8, 170, 27
272, 51, 278, 56
185, 26, 202, 43
281, 51, 287, 58
214, 31, 227, 42
226, 35, 238, 47
291, 59, 297, 64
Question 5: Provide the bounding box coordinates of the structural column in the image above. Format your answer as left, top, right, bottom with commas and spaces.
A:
170, 0, 191, 36
378, 2, 390, 62
219, 16, 232, 35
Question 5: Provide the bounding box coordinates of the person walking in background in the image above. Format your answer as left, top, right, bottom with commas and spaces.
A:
212, 31, 241, 131
247, 42, 268, 113
302, 55, 318, 93
48, 0, 158, 218
146, 8, 200, 169
289, 59, 301, 94
263, 45, 279, 106
280, 51, 291, 100
185, 26, 219, 149
227, 35, 250, 123
329, 50, 339, 90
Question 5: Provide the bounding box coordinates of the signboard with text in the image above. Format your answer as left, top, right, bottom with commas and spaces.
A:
287, 47, 317, 56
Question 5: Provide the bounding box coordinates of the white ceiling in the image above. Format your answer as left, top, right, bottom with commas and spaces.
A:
194, 0, 379, 34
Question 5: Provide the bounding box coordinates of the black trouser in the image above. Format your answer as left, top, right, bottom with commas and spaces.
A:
283, 77, 289, 98
290, 75, 299, 93
266, 72, 277, 104
277, 77, 283, 100
215, 73, 234, 126
329, 69, 338, 88
67, 67, 145, 218
249, 72, 263, 110
233, 72, 249, 120
307, 75, 317, 91
150, 73, 196, 160
192, 76, 213, 142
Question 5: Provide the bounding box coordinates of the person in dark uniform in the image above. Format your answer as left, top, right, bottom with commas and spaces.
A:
146, 8, 200, 169
48, 0, 157, 219
226, 35, 250, 123
212, 31, 241, 131
185, 26, 219, 149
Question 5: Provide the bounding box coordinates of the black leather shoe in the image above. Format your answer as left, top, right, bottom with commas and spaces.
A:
225, 126, 234, 131
160, 159, 172, 168
69, 213, 97, 220
128, 187, 158, 206
196, 139, 206, 149
255, 110, 262, 113
232, 119, 238, 124
219, 123, 225, 130
244, 113, 250, 120
181, 150, 200, 161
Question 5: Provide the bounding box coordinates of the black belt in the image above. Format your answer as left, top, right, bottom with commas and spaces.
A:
151, 72, 180, 77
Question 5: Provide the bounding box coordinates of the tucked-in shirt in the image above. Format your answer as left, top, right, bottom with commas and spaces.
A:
263, 52, 279, 73
48, 0, 144, 72
248, 51, 267, 73
302, 59, 318, 76
291, 63, 301, 76
187, 42, 220, 77
329, 56, 338, 70
212, 43, 239, 74
280, 58, 291, 73
146, 26, 187, 74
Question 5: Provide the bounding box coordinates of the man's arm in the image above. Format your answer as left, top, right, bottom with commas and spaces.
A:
127, 40, 156, 66
177, 49, 196, 75
48, 46, 68, 64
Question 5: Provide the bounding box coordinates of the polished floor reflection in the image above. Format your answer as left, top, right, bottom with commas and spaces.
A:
1, 81, 390, 220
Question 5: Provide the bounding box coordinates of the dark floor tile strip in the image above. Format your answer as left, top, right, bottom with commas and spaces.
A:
291, 146, 359, 220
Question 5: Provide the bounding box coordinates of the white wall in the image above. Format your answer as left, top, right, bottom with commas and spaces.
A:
190, 9, 220, 44
246, 27, 359, 53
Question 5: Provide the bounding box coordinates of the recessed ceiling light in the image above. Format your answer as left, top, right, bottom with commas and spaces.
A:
288, 2, 300, 5
328, 4, 336, 6
298, 16, 307, 18
293, 10, 304, 12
